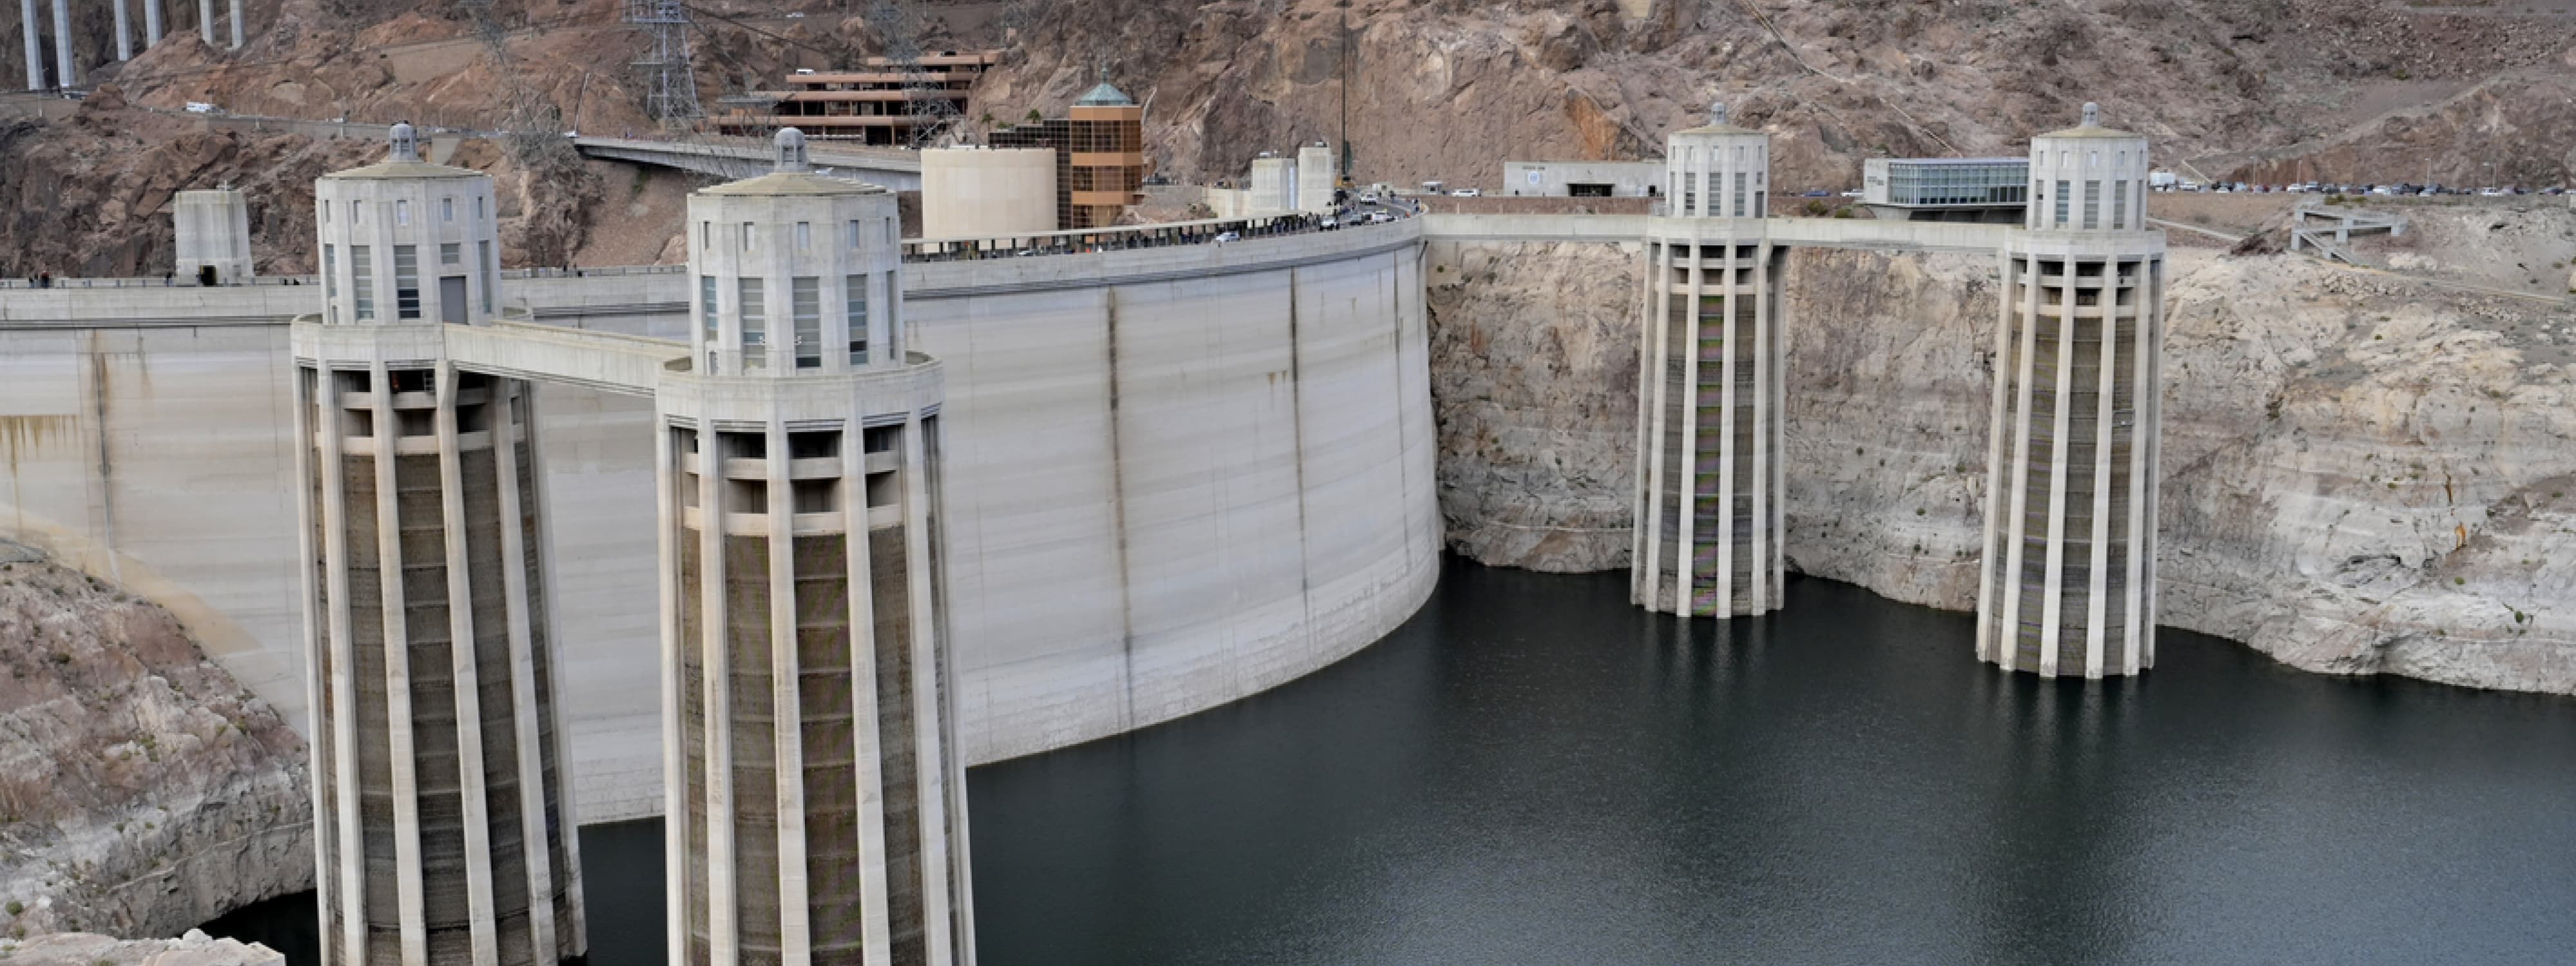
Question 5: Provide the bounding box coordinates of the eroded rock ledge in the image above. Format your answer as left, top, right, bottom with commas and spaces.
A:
0, 542, 310, 942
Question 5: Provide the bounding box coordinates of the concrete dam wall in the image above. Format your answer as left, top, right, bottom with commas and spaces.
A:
0, 225, 1442, 821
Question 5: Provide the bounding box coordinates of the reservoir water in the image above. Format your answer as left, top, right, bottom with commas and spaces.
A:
208, 562, 2576, 963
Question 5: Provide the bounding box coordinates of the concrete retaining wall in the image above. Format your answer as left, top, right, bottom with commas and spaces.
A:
0, 224, 1439, 821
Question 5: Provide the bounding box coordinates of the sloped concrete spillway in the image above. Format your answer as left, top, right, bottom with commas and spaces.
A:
0, 218, 1441, 823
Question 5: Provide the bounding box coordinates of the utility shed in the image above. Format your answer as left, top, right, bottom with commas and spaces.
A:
174, 187, 254, 284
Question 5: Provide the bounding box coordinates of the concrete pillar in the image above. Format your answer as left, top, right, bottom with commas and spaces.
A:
145, 0, 161, 45
48, 0, 73, 87
113, 0, 131, 61
21, 0, 43, 90
667, 128, 974, 966
227, 0, 241, 48
1633, 103, 1783, 619
198, 0, 213, 46
296, 126, 584, 966
1973, 104, 2164, 678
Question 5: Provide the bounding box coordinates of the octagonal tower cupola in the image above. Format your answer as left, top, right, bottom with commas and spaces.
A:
687, 127, 905, 377
313, 122, 504, 326
2027, 102, 2152, 232
1664, 102, 1770, 219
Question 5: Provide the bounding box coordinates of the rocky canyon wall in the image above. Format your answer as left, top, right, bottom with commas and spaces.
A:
0, 541, 310, 942
1424, 238, 1640, 573
1427, 234, 2576, 696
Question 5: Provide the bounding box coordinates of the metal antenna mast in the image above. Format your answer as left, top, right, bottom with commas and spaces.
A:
629, 0, 704, 129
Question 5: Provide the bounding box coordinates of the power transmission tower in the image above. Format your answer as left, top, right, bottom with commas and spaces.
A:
462, 0, 574, 165
864, 0, 961, 147
629, 0, 704, 129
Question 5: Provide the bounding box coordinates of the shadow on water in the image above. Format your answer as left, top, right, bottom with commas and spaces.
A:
205, 561, 2576, 965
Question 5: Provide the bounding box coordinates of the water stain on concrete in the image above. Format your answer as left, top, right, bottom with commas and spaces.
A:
0, 413, 79, 477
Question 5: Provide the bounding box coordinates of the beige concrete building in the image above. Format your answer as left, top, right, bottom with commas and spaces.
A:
1631, 104, 1786, 618
292, 122, 585, 966
174, 186, 254, 285
664, 129, 974, 966
1975, 104, 2166, 677
1296, 140, 1337, 214
920, 147, 1056, 240
1502, 160, 1667, 198
1247, 153, 1298, 215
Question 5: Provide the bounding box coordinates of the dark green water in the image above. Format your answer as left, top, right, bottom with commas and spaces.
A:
209, 564, 2576, 964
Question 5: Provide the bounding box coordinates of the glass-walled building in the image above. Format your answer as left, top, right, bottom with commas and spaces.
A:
1861, 158, 2030, 223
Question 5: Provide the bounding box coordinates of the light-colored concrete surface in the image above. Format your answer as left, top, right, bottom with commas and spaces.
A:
0, 222, 1439, 824
174, 188, 255, 284
922, 147, 1057, 239
1248, 155, 1298, 216
1296, 142, 1336, 214
1502, 160, 1666, 198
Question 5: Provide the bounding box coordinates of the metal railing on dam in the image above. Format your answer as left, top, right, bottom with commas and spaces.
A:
0, 218, 1439, 820
903, 209, 1367, 262
0, 274, 323, 289
1419, 212, 2022, 254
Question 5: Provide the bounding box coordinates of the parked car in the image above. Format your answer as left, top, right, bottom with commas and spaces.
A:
184, 101, 218, 114
1839, 189, 1863, 198
1450, 188, 1481, 197
1801, 189, 1830, 198
1213, 231, 1240, 243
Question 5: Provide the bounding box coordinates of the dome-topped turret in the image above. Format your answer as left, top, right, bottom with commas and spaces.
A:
1074, 61, 1135, 106
1675, 100, 1756, 137
2039, 101, 2138, 140
774, 127, 810, 173
389, 121, 420, 163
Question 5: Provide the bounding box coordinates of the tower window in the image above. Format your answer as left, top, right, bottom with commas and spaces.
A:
393, 246, 421, 319
700, 275, 719, 343
351, 246, 375, 321
739, 278, 766, 369
845, 274, 869, 365
793, 276, 822, 369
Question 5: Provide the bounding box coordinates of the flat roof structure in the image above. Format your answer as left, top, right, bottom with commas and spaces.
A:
714, 50, 1001, 146
1862, 157, 2030, 223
